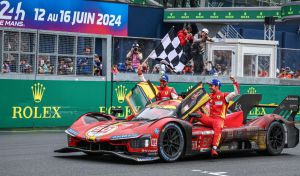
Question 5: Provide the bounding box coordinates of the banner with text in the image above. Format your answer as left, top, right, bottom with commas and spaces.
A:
0, 0, 128, 36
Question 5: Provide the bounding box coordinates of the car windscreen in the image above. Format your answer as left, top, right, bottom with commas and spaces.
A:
128, 86, 150, 113
132, 107, 175, 121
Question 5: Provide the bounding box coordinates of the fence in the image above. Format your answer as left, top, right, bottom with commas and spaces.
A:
1, 28, 300, 80
277, 48, 300, 78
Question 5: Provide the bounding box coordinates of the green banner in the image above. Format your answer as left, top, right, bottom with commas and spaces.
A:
0, 80, 109, 128
0, 79, 299, 128
164, 9, 281, 21
282, 4, 300, 17
164, 4, 300, 22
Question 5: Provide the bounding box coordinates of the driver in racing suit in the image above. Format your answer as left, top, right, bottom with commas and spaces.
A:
137, 65, 178, 101
197, 77, 240, 157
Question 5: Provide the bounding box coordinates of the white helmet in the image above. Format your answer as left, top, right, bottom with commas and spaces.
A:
202, 28, 209, 34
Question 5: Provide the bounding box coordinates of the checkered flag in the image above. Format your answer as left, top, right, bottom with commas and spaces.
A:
148, 28, 188, 73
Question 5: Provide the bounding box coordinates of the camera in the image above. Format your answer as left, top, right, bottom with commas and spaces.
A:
133, 47, 138, 52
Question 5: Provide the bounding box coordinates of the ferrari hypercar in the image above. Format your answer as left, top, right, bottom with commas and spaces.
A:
55, 82, 299, 162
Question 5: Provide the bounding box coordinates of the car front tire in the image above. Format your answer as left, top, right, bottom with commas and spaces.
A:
158, 123, 185, 162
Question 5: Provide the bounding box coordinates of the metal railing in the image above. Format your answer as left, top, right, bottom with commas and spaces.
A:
217, 25, 243, 39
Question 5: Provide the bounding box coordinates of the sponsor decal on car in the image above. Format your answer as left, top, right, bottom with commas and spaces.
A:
154, 128, 159, 134
136, 157, 157, 162
110, 133, 139, 140
215, 101, 223, 105
141, 149, 158, 153
192, 141, 197, 150
151, 138, 157, 146
86, 125, 118, 138
66, 128, 79, 136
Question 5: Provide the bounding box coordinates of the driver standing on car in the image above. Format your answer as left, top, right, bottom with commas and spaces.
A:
197, 77, 240, 157
137, 65, 178, 101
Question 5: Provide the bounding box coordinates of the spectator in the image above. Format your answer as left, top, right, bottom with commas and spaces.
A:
278, 67, 293, 79
213, 64, 222, 76
58, 59, 67, 75
258, 70, 269, 77
126, 43, 143, 72
117, 63, 126, 72
65, 58, 74, 74
38, 56, 54, 74
152, 64, 161, 74
177, 26, 193, 60
20, 59, 32, 73
2, 59, 11, 73
112, 64, 119, 75
177, 26, 193, 47
182, 60, 194, 74
77, 47, 92, 75
204, 61, 215, 75
192, 28, 214, 75
295, 70, 300, 78
142, 63, 149, 73
93, 54, 102, 76
125, 57, 133, 72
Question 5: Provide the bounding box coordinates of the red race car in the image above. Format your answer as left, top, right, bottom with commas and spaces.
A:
55, 82, 299, 162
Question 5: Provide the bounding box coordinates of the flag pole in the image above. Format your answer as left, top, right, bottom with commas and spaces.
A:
141, 52, 152, 66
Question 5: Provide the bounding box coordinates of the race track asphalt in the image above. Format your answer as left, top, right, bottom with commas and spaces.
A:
0, 129, 299, 176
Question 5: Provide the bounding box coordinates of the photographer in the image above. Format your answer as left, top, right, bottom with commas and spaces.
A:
126, 43, 143, 72
192, 28, 214, 75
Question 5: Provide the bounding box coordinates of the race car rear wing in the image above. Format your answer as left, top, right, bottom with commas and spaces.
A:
228, 94, 262, 124
272, 95, 300, 121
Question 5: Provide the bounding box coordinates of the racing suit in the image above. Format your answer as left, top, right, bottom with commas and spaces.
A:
138, 74, 178, 101
199, 81, 240, 147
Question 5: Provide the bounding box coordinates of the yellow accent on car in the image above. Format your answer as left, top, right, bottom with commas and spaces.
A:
182, 93, 211, 120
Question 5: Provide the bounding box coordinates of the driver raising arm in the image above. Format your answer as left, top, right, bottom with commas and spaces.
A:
137, 65, 178, 101
197, 77, 240, 157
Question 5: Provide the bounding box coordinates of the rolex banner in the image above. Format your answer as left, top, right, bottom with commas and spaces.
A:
0, 79, 299, 128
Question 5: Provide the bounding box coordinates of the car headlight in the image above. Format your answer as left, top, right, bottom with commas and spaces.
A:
130, 135, 151, 148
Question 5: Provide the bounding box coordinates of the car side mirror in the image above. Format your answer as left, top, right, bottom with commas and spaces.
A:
111, 108, 123, 116
188, 113, 201, 118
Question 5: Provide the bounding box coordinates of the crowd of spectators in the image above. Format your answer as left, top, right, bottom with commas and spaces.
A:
114, 26, 232, 76
1, 30, 299, 79
277, 67, 300, 79
2, 46, 103, 76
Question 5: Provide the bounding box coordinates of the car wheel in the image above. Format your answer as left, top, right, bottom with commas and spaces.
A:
158, 123, 184, 162
265, 121, 285, 155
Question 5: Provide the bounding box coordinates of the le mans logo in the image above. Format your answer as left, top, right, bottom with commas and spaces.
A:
12, 83, 62, 119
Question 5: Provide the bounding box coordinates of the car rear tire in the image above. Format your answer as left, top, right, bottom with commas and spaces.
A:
158, 123, 184, 162
265, 121, 285, 155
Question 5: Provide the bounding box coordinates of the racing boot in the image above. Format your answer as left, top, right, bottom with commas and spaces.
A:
211, 146, 218, 157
